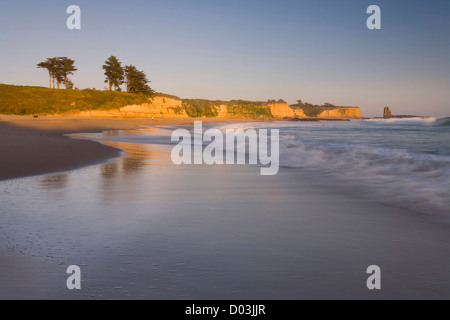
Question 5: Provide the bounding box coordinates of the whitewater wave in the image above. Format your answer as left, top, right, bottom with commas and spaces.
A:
279, 138, 450, 216
213, 121, 450, 216
364, 117, 450, 127
81, 120, 450, 216
201, 121, 450, 216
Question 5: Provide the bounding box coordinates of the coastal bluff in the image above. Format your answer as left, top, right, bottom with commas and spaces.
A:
0, 84, 362, 120
268, 102, 306, 118
316, 107, 361, 119
60, 99, 359, 120
62, 96, 187, 118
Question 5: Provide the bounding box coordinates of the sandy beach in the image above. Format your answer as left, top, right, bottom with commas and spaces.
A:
0, 115, 243, 181
1, 0, 449, 303
0, 116, 176, 180
0, 116, 449, 300
0, 115, 210, 299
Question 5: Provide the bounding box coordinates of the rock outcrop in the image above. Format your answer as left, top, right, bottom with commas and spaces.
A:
317, 107, 361, 119
383, 107, 393, 118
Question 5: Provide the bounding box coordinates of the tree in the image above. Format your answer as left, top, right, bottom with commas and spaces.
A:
37, 57, 77, 89
296, 99, 305, 107
59, 57, 77, 89
124, 65, 153, 94
37, 57, 59, 88
37, 59, 53, 88
102, 56, 124, 91
49, 57, 59, 88
66, 79, 74, 90
53, 58, 65, 89
124, 65, 137, 92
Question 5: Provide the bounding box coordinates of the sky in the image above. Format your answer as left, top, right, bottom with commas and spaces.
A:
0, 0, 449, 117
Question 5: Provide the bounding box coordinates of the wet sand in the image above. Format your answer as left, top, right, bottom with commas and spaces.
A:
0, 115, 240, 181
0, 115, 247, 300
0, 130, 449, 299
0, 248, 63, 299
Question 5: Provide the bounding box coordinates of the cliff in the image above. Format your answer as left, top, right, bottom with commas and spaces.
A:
268, 102, 306, 118
181, 100, 307, 119
0, 85, 362, 120
317, 107, 361, 119
59, 96, 187, 118
59, 99, 359, 119
290, 102, 362, 119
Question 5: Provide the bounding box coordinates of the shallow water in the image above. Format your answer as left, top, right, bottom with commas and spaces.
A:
217, 118, 450, 216
1, 123, 450, 299
79, 119, 450, 216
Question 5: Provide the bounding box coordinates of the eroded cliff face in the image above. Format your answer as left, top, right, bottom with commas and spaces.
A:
317, 107, 361, 119
55, 95, 360, 119
216, 105, 228, 117
75, 100, 308, 119
62, 96, 187, 118
268, 103, 306, 118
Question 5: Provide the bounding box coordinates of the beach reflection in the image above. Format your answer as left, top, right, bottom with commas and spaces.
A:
101, 163, 119, 178
103, 127, 173, 137
95, 140, 172, 202
100, 140, 170, 174
40, 174, 69, 189
2, 127, 450, 299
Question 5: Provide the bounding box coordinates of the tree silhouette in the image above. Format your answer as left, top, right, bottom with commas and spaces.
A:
37, 60, 52, 88
102, 56, 124, 91
124, 65, 153, 93
37, 58, 58, 88
59, 57, 77, 89
37, 57, 77, 89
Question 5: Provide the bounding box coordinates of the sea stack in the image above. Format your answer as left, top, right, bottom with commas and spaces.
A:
383, 107, 393, 118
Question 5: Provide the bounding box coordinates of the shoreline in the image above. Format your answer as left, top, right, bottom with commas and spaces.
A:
0, 115, 249, 181
0, 114, 443, 184
0, 115, 364, 181
1, 116, 450, 299
2, 143, 450, 299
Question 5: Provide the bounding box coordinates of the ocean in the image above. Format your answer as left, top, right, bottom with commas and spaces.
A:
87, 117, 450, 217
241, 117, 450, 217
1, 118, 450, 299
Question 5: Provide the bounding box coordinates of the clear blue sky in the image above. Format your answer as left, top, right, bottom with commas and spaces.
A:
0, 0, 449, 116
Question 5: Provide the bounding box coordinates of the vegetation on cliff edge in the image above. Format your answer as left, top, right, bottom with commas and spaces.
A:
182, 99, 272, 118
291, 100, 358, 117
0, 84, 152, 115
0, 84, 359, 118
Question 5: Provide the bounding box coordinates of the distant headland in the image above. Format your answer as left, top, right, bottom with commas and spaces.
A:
0, 84, 362, 120
0, 55, 363, 121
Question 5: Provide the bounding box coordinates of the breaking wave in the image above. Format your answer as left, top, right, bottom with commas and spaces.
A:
279, 134, 450, 216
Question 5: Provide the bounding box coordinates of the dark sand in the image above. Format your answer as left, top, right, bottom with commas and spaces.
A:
0, 115, 240, 181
